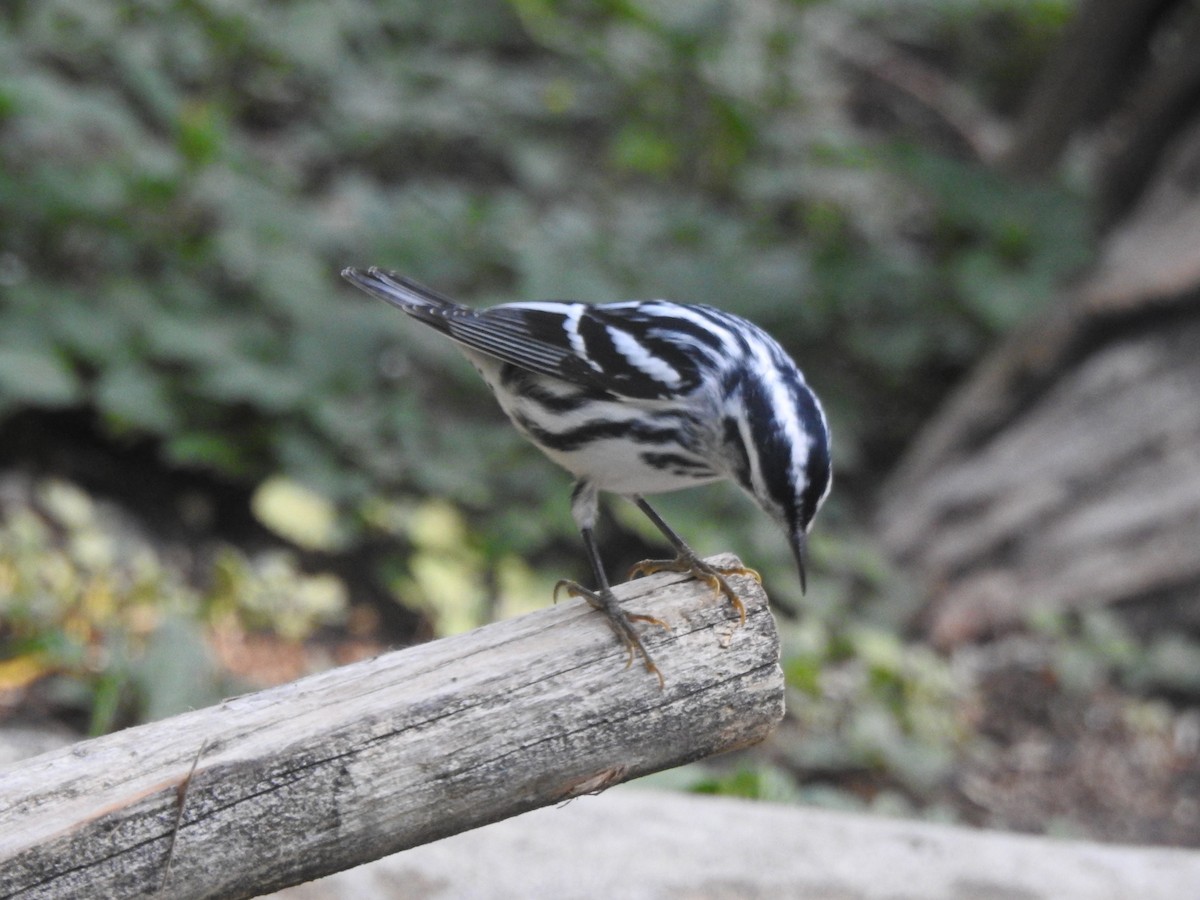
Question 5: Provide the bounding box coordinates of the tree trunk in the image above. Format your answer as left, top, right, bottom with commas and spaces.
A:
878, 113, 1200, 645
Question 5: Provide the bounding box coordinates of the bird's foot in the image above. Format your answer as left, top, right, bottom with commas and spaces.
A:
628, 554, 760, 627
554, 580, 670, 688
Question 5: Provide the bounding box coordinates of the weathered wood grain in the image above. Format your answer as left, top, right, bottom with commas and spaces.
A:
877, 120, 1200, 644
879, 315, 1200, 644
0, 555, 782, 899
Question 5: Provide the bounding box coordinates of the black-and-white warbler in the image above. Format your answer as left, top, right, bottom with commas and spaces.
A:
343, 268, 832, 683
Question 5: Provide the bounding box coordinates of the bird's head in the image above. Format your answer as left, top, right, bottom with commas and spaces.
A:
722, 369, 831, 593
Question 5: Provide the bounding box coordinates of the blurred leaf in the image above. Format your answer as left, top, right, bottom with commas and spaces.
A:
166, 431, 253, 473
251, 475, 342, 551
0, 653, 48, 691
689, 765, 802, 803
135, 614, 222, 722
0, 347, 79, 407
611, 124, 678, 175
95, 362, 179, 433
177, 100, 226, 169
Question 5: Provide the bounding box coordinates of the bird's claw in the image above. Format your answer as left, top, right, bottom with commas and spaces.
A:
553, 579, 668, 688
627, 556, 758, 627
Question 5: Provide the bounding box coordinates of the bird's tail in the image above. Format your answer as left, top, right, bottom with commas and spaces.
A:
341, 267, 464, 317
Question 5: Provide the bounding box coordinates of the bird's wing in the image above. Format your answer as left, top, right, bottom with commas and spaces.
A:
511, 301, 715, 399
342, 268, 714, 399
343, 268, 576, 380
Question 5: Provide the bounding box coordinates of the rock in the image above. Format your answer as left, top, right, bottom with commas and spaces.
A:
272, 788, 1200, 900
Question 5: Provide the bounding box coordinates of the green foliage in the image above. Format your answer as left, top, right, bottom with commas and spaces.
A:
688, 763, 803, 803
782, 617, 970, 796
1031, 608, 1200, 697
0, 0, 1088, 526
0, 477, 346, 732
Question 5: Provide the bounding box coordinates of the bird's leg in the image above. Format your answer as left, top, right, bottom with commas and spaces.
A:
555, 524, 669, 688
627, 496, 760, 627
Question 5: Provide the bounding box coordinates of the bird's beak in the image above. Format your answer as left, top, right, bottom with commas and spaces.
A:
791, 530, 808, 595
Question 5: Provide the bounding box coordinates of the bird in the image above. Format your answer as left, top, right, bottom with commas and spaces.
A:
342, 267, 832, 685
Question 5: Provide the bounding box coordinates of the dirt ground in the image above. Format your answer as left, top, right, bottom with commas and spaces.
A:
946, 651, 1200, 847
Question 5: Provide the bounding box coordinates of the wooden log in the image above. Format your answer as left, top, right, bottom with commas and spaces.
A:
0, 555, 783, 900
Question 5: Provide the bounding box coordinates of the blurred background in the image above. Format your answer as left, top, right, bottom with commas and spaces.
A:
2, 0, 1198, 846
